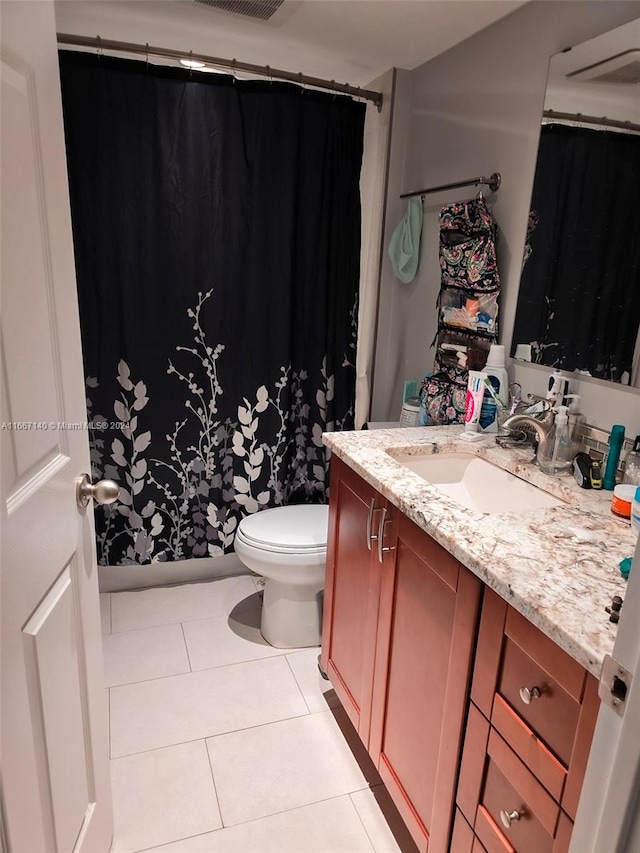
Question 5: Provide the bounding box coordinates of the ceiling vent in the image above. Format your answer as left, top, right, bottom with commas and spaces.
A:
567, 49, 640, 84
194, 0, 285, 22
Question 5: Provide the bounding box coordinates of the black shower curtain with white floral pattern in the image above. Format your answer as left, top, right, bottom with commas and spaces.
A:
59, 51, 364, 566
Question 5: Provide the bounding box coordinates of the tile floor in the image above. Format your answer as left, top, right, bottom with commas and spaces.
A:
101, 575, 417, 853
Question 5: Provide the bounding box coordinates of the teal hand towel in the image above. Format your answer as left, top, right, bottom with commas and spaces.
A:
388, 197, 423, 283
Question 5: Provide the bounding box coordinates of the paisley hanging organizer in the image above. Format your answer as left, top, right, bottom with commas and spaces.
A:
421, 195, 501, 425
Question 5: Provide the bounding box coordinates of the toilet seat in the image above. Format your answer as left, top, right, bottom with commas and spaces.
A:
236, 505, 328, 553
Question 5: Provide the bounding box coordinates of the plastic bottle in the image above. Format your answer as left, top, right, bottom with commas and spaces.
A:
603, 425, 626, 491
622, 436, 640, 487
479, 344, 509, 433
632, 486, 640, 533
546, 369, 569, 406
537, 405, 573, 475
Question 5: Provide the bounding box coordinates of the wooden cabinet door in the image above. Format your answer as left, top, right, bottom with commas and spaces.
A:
369, 512, 481, 852
321, 457, 385, 746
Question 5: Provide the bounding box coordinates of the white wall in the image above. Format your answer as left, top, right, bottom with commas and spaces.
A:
372, 1, 640, 435
545, 19, 640, 123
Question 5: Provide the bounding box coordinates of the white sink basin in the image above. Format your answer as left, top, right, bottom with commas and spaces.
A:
391, 452, 565, 514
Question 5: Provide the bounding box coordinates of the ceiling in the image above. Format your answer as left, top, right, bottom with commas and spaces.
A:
54, 0, 528, 88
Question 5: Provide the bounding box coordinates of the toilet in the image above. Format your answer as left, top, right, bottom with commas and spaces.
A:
234, 504, 329, 649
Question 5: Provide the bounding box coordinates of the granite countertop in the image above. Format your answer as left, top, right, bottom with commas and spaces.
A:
323, 425, 639, 678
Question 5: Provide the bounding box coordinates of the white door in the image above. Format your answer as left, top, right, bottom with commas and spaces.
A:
570, 533, 640, 852
1, 2, 113, 851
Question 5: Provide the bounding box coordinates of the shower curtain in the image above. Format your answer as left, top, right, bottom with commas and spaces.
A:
512, 123, 640, 380
59, 51, 365, 566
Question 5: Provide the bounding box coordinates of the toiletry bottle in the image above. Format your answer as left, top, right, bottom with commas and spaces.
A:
479, 344, 509, 433
603, 424, 626, 491
546, 369, 568, 406
623, 436, 640, 487
462, 371, 485, 441
631, 486, 640, 533
537, 405, 573, 475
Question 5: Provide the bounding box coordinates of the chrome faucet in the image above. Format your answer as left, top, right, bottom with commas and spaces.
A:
501, 404, 556, 460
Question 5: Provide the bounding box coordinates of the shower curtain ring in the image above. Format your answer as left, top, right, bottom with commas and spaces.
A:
266, 65, 272, 86
232, 58, 237, 84
96, 35, 102, 59
331, 79, 336, 100
145, 42, 149, 68
189, 50, 194, 76
298, 71, 305, 95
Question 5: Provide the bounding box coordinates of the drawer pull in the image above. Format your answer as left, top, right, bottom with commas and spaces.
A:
366, 498, 378, 550
500, 809, 522, 829
519, 686, 542, 704
377, 507, 395, 563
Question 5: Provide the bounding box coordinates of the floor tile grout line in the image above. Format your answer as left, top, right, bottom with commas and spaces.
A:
105, 665, 193, 691
196, 787, 379, 838
201, 705, 340, 752
110, 709, 313, 760
108, 602, 263, 635
349, 791, 382, 853
203, 739, 225, 828
180, 622, 194, 673
108, 644, 311, 689
284, 652, 314, 715
121, 788, 378, 853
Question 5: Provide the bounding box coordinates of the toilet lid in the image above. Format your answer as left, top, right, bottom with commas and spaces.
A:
238, 504, 329, 551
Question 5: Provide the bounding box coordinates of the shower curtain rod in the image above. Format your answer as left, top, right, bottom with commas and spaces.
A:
56, 33, 384, 111
543, 109, 640, 133
400, 172, 501, 200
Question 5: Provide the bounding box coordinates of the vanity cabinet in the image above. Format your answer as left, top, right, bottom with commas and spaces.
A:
322, 459, 602, 853
322, 457, 482, 852
457, 588, 600, 852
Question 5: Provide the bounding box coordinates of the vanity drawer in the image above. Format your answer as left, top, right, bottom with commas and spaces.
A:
458, 705, 574, 853
497, 636, 580, 767
479, 727, 559, 853
490, 695, 566, 802
474, 805, 572, 853
473, 590, 588, 766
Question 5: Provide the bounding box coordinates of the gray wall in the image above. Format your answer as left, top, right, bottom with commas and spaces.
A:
371, 1, 640, 436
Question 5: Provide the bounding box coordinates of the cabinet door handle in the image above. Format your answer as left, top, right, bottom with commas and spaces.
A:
366, 498, 378, 550
519, 686, 542, 705
500, 809, 522, 829
377, 507, 395, 563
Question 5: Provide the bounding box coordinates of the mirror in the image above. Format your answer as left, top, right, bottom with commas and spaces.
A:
511, 19, 640, 387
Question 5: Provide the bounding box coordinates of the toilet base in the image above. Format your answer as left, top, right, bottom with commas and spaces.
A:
261, 578, 323, 648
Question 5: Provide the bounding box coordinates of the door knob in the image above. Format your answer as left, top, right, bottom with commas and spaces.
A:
76, 473, 120, 508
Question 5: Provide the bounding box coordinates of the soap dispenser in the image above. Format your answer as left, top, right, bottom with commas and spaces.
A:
537, 405, 573, 476
565, 394, 585, 457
